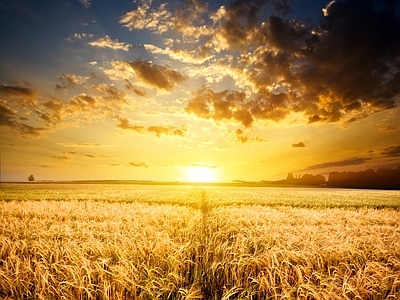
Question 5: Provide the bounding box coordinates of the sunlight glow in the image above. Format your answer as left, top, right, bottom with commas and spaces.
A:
185, 166, 218, 183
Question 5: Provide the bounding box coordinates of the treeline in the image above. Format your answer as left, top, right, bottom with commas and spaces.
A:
284, 172, 326, 186
281, 167, 400, 189
326, 167, 400, 189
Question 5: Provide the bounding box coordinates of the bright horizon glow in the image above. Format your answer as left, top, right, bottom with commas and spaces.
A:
185, 166, 218, 183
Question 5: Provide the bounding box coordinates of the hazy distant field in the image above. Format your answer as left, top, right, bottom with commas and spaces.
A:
1, 183, 399, 299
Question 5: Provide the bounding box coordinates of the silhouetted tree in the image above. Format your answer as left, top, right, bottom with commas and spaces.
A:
327, 167, 400, 189
28, 174, 35, 182
283, 173, 326, 186
286, 172, 294, 182
298, 174, 326, 186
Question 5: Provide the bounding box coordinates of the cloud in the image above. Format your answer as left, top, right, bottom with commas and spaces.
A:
1, 142, 19, 147
15, 123, 46, 137
129, 162, 148, 167
124, 60, 187, 91
213, 0, 268, 51
84, 154, 109, 159
116, 116, 187, 138
292, 142, 305, 148
79, 0, 91, 8
234, 128, 267, 143
42, 97, 64, 113
120, 0, 213, 40
56, 142, 110, 147
120, 3, 172, 33
51, 155, 70, 161
378, 125, 397, 131
0, 100, 16, 127
55, 84, 68, 93
381, 144, 400, 157
126, 0, 400, 127
88, 35, 132, 51
66, 33, 94, 41
0, 84, 37, 98
47, 83, 130, 124
302, 157, 372, 171
69, 93, 97, 111
86, 84, 127, 103
147, 125, 187, 138
33, 97, 65, 126
124, 80, 147, 97
236, 129, 249, 143
57, 74, 88, 90
272, 0, 292, 15
35, 110, 62, 125
0, 100, 45, 137
25, 161, 55, 168
144, 43, 214, 64
185, 87, 253, 127
185, 162, 218, 169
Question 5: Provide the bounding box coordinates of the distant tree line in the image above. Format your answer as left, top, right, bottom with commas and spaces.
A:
326, 167, 400, 189
281, 167, 400, 189
285, 172, 326, 186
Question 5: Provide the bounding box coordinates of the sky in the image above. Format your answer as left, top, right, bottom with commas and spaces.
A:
1, 0, 400, 182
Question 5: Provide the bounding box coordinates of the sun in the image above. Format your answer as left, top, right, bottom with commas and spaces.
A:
185, 165, 218, 183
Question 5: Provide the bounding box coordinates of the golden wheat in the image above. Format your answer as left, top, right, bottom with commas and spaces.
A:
0, 184, 399, 299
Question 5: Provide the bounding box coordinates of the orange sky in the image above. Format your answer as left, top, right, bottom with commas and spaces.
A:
1, 0, 400, 182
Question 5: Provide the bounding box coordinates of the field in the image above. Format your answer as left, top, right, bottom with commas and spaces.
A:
1, 183, 400, 299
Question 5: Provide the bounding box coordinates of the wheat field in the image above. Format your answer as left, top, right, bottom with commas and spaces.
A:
1, 184, 399, 299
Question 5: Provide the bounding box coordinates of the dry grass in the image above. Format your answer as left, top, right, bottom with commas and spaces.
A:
0, 184, 399, 299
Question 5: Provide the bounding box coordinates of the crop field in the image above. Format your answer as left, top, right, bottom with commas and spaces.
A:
1, 183, 400, 299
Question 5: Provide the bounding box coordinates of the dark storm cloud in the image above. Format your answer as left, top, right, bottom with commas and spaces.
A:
302, 157, 372, 171
213, 0, 267, 50
125, 60, 187, 91
116, 116, 187, 138
182, 0, 400, 126
271, 0, 292, 15
381, 144, 400, 157
303, 0, 399, 116
294, 0, 400, 116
